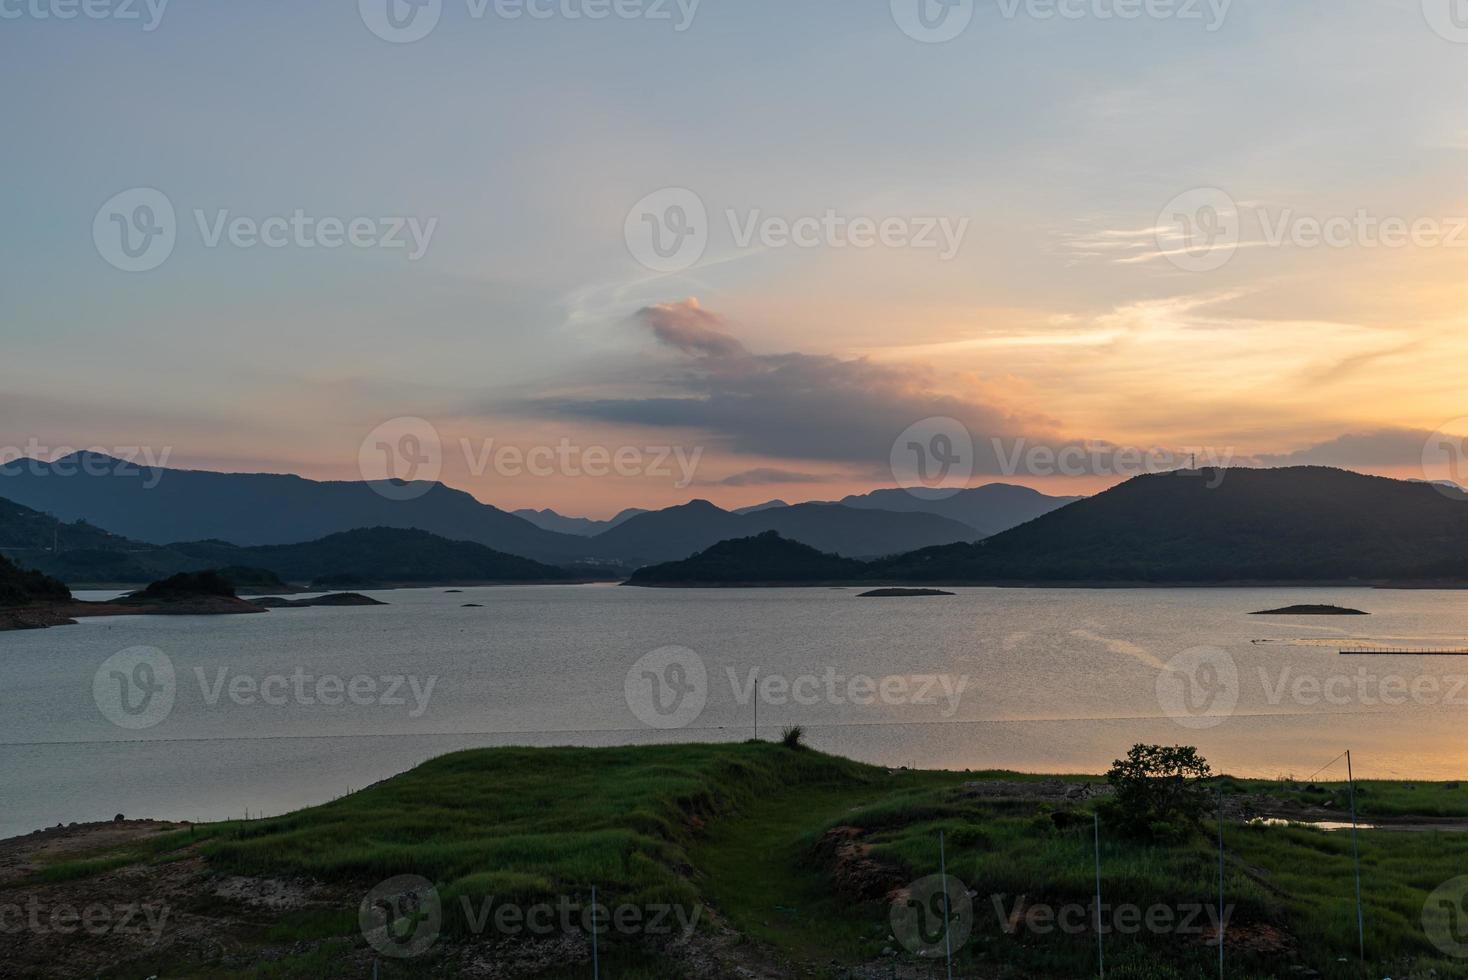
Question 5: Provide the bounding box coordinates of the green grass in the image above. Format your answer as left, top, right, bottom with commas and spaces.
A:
202, 742, 874, 943
28, 743, 1468, 979
1235, 776, 1468, 818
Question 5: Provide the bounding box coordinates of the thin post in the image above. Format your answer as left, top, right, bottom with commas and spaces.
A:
939, 830, 954, 980
1346, 750, 1365, 966
1093, 811, 1105, 979
591, 884, 600, 980
1217, 784, 1225, 980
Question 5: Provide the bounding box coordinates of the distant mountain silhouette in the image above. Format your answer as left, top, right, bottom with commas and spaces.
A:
733, 500, 790, 514
873, 467, 1468, 582
631, 468, 1468, 585
0, 550, 69, 606
585, 499, 979, 566
627, 531, 865, 585
512, 507, 647, 536
830, 484, 1081, 536
0, 496, 581, 586
1, 454, 986, 566
0, 453, 593, 563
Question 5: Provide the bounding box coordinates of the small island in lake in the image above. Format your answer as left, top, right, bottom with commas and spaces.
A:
252, 593, 386, 608
1251, 604, 1368, 615
858, 587, 955, 598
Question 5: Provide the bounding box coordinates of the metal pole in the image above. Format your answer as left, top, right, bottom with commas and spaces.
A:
1217, 785, 1225, 980
591, 884, 600, 980
1093, 811, 1105, 979
1346, 751, 1365, 967
939, 830, 953, 980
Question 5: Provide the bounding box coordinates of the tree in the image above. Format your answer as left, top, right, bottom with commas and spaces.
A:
1105, 744, 1212, 838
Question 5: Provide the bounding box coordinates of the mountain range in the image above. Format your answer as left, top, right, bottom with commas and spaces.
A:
0, 453, 1068, 566
629, 467, 1468, 585
0, 495, 583, 587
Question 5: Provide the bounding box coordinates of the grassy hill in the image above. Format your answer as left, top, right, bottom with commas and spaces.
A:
10, 742, 1468, 979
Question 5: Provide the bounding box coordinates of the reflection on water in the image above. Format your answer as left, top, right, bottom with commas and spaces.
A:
5, 585, 1468, 838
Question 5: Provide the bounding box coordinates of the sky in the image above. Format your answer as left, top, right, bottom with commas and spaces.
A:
5, 0, 1468, 517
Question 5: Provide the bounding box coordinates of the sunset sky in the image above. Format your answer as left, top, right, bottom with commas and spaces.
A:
6, 0, 1468, 516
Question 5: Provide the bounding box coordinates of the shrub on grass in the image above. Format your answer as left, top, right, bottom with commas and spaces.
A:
1104, 744, 1212, 840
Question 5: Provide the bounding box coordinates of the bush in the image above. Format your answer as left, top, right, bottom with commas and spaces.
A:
1105, 744, 1213, 838
780, 725, 806, 750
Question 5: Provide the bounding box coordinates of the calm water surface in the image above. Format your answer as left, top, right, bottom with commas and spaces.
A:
4, 585, 1467, 839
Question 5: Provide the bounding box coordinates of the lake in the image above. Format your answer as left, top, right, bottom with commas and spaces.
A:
4, 584, 1467, 840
